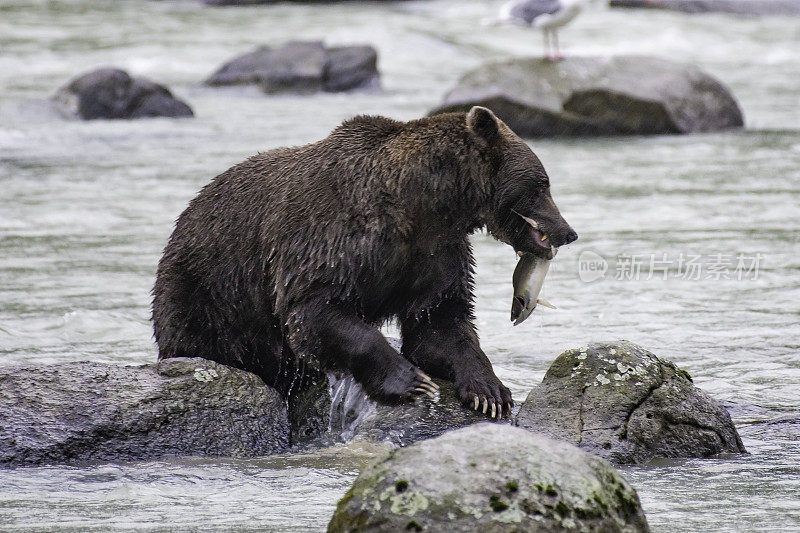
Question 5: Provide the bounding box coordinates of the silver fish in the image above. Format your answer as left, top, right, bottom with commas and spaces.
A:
510, 250, 557, 325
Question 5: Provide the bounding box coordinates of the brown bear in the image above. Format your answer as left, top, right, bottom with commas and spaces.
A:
152, 107, 576, 421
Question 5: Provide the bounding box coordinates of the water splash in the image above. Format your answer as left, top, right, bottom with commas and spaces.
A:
326, 372, 377, 441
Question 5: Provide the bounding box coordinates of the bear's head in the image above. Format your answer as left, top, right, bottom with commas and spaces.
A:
467, 106, 578, 259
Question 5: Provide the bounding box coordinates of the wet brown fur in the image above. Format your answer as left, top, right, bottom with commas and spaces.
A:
152, 108, 576, 419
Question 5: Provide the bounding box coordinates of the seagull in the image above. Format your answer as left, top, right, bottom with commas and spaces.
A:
493, 0, 587, 60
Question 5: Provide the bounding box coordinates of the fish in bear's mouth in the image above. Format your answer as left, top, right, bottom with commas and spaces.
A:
509, 209, 558, 325
510, 248, 557, 325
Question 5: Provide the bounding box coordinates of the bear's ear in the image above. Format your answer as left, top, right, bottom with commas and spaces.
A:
466, 106, 500, 142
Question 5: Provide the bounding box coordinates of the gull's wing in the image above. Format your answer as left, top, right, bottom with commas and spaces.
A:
508, 0, 562, 23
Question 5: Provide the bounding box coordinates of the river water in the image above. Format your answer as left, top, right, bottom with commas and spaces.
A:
1, 0, 799, 530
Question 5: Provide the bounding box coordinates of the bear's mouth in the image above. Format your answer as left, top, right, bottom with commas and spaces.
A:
528, 228, 555, 259
512, 210, 554, 260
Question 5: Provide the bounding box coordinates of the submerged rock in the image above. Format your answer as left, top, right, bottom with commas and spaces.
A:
0, 358, 288, 466
53, 67, 194, 120
429, 56, 743, 137
205, 41, 380, 94
610, 0, 800, 15
328, 423, 650, 532
516, 341, 746, 464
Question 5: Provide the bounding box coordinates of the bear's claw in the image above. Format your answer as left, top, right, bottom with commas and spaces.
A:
412, 369, 439, 398
414, 386, 436, 398
470, 396, 513, 420
464, 382, 512, 420
368, 363, 440, 404
415, 369, 439, 390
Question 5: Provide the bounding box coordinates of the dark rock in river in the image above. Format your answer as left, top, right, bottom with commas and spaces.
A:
429, 56, 743, 137
610, 0, 800, 16
0, 358, 288, 466
328, 423, 651, 533
291, 372, 493, 448
516, 341, 746, 465
324, 46, 380, 92
205, 41, 380, 94
53, 67, 194, 120
289, 337, 494, 448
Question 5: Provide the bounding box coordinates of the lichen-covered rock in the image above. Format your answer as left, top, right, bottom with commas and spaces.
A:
516, 341, 746, 464
610, 0, 800, 16
205, 41, 380, 94
0, 358, 288, 466
328, 424, 650, 532
53, 67, 193, 120
429, 56, 743, 137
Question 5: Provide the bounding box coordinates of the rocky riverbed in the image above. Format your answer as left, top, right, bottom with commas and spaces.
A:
0, 342, 744, 470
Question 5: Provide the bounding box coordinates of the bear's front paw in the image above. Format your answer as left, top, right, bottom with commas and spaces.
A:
455, 371, 513, 420
365, 363, 439, 405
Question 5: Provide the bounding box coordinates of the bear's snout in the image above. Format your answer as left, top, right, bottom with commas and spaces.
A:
560, 226, 578, 247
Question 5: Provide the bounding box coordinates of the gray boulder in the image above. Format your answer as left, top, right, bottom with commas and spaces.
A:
610, 0, 800, 15
0, 358, 288, 466
324, 46, 380, 92
53, 67, 193, 120
205, 41, 380, 94
516, 341, 746, 464
429, 56, 743, 137
328, 423, 650, 532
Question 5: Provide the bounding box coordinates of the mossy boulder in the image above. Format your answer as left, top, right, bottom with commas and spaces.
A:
0, 358, 288, 466
516, 341, 746, 464
328, 423, 650, 532
429, 56, 743, 137
53, 67, 193, 120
